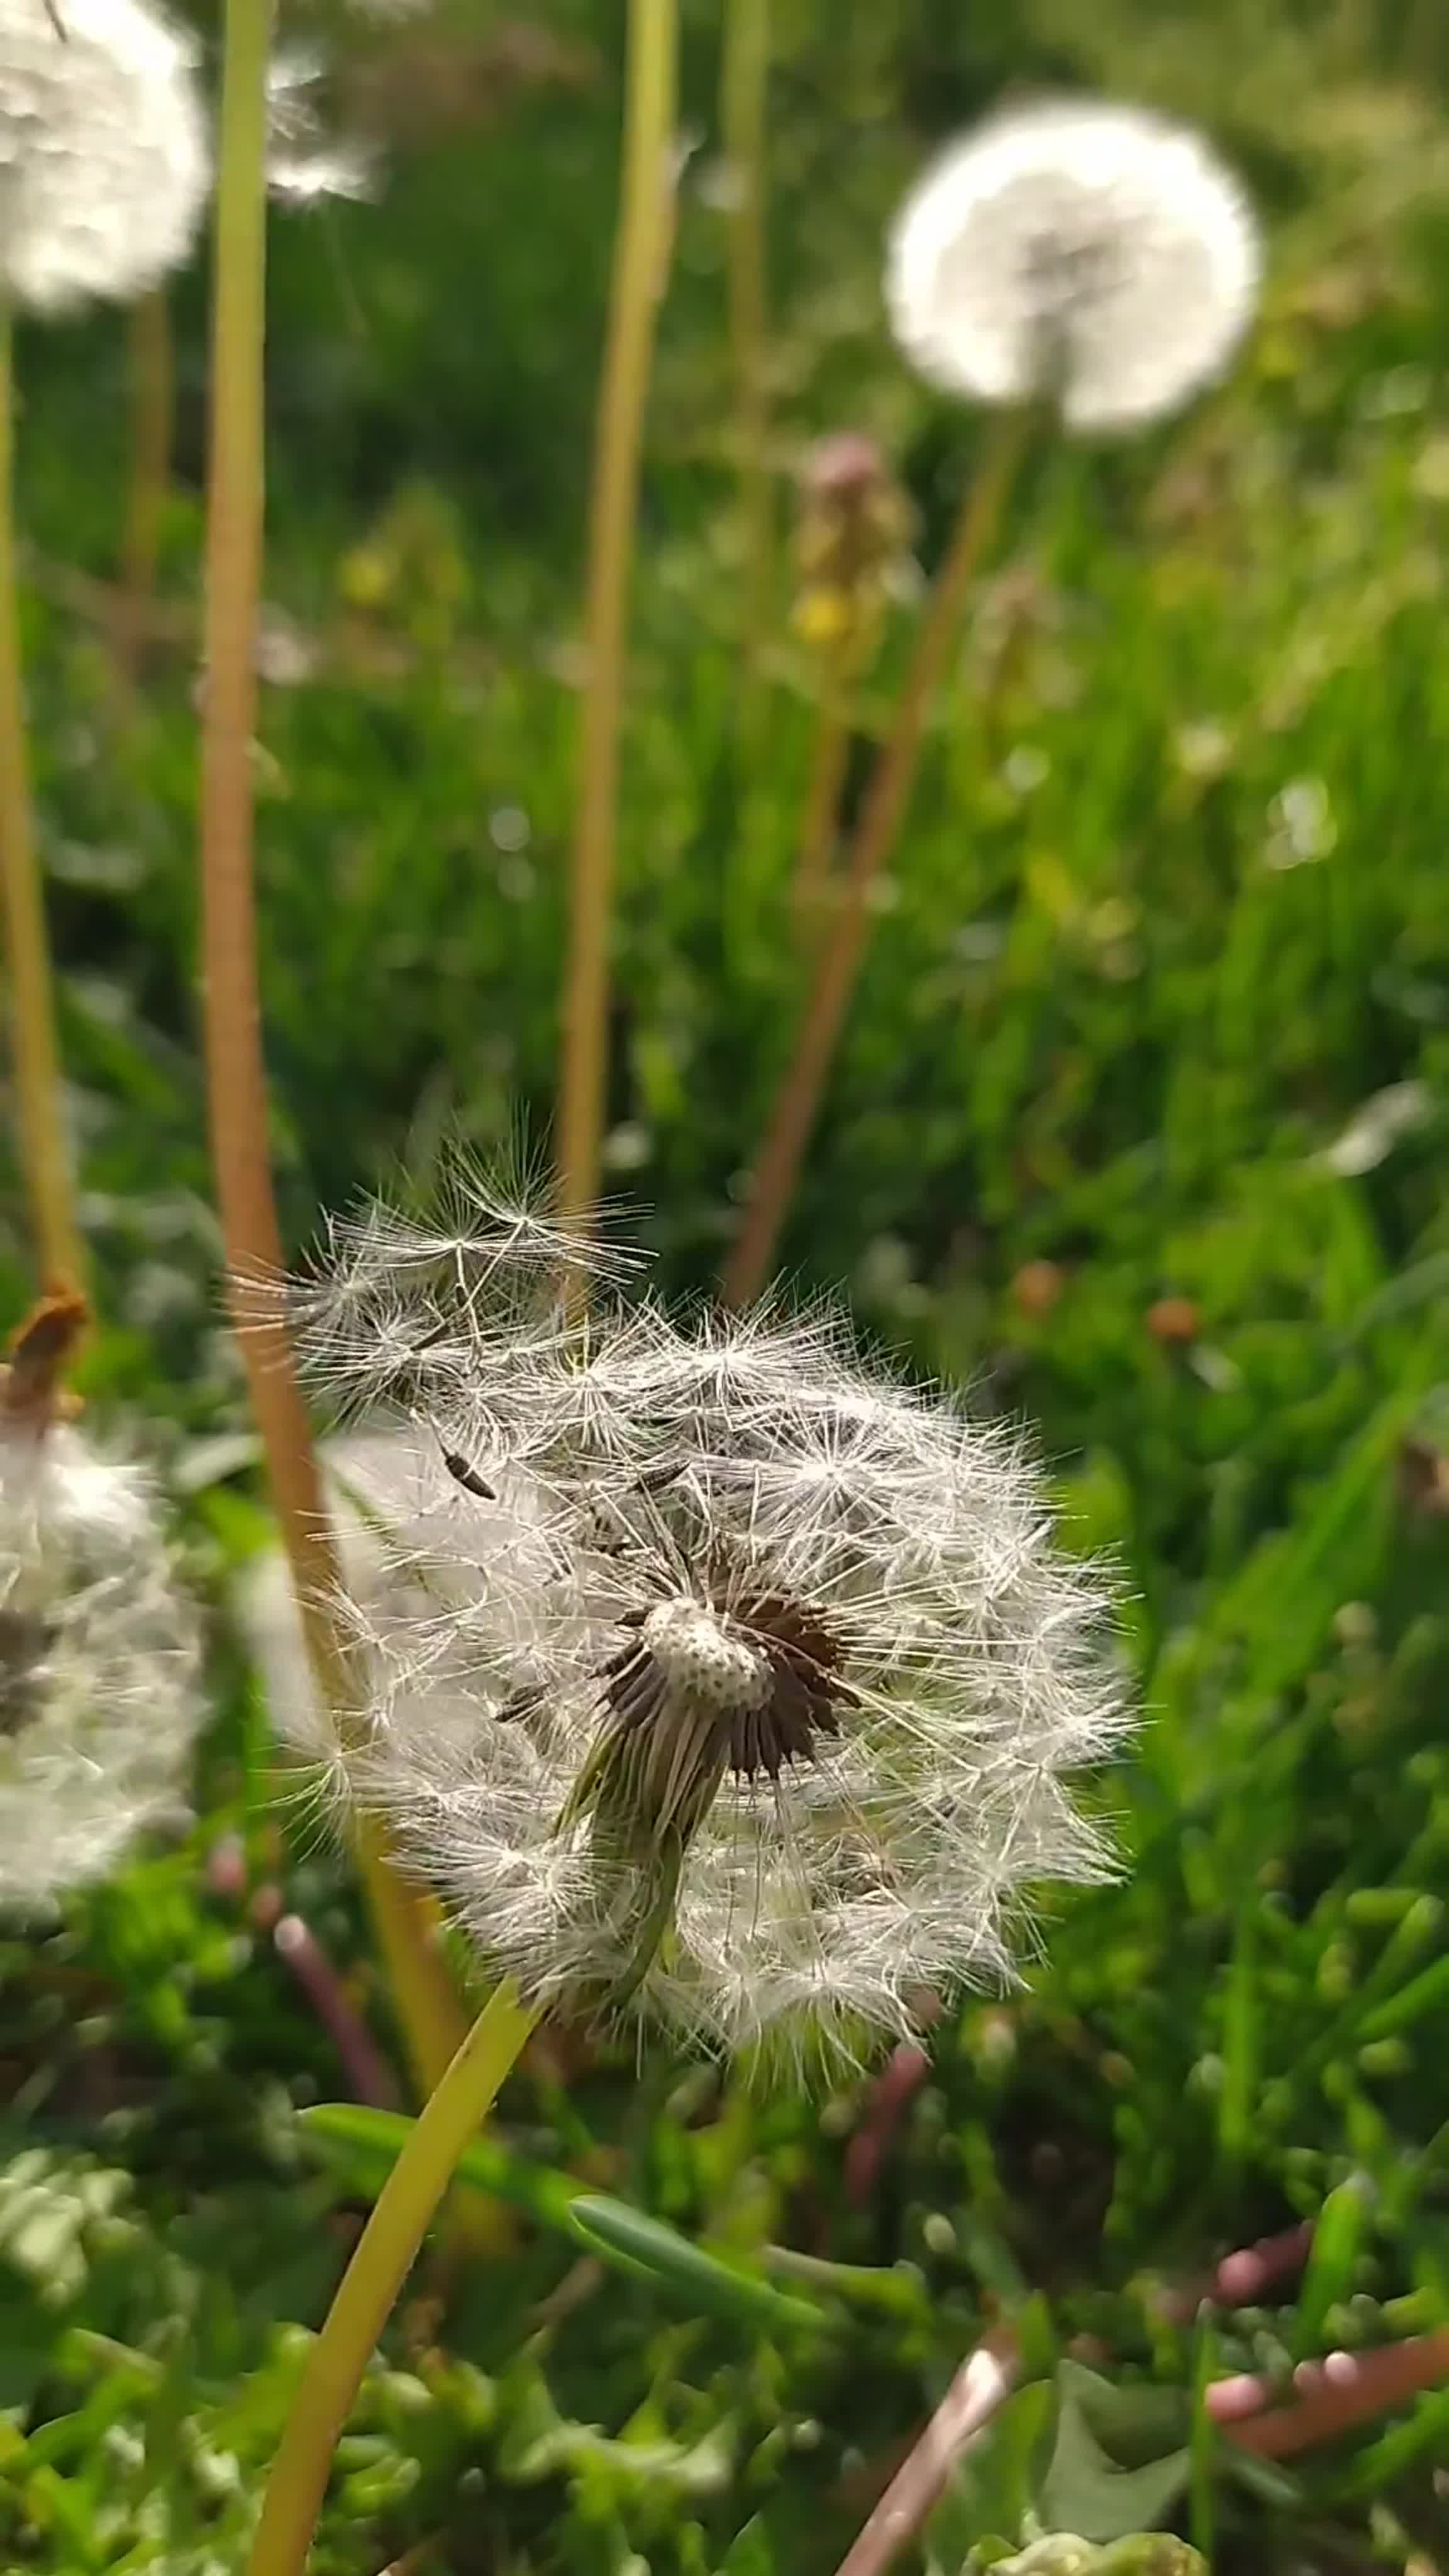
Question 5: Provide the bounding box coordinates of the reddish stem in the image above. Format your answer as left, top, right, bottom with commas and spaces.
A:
844, 2043, 930, 2207
831, 2333, 1018, 2576
1216, 2329, 1449, 2459
273, 1913, 401, 2110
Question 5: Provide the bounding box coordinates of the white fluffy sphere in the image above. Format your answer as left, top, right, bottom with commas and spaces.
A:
887, 98, 1259, 431
0, 1423, 202, 1905
0, 0, 209, 313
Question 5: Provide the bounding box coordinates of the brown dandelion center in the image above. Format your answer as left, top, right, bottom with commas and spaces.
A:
601, 1587, 852, 1784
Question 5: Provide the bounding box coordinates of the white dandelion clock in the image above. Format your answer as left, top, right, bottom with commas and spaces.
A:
887, 98, 1259, 431
0, 0, 209, 313
293, 1216, 1131, 2065
240, 1419, 564, 1803
0, 1389, 203, 1906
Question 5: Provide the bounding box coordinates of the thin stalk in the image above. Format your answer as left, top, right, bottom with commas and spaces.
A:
832, 2333, 1019, 2576
792, 625, 870, 930
721, 0, 771, 669
0, 307, 86, 1291
555, 0, 677, 1247
246, 1985, 538, 2576
1217, 2328, 1449, 2459
199, 0, 470, 2107
792, 713, 849, 918
118, 288, 175, 679
723, 413, 1024, 1309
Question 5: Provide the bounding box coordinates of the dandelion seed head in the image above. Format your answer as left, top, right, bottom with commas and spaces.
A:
887, 98, 1259, 430
290, 1202, 1131, 2067
0, 0, 209, 313
0, 1418, 202, 1906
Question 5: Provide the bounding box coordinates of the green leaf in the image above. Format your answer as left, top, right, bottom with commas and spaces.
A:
1039, 2366, 1192, 2544
299, 2104, 827, 2336
719, 2515, 777, 2576
923, 2382, 1057, 2576
1293, 2173, 1372, 2357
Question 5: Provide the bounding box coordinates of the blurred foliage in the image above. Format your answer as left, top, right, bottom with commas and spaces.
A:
5, 0, 1449, 2567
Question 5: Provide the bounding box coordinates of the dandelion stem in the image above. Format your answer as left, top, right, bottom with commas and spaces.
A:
1217, 2328, 1449, 2460
724, 411, 1025, 1308
246, 1984, 538, 2576
118, 287, 175, 679
792, 625, 870, 930
199, 0, 472, 2111
833, 2331, 1019, 2576
0, 304, 86, 1292
721, 0, 772, 676
555, 0, 677, 1250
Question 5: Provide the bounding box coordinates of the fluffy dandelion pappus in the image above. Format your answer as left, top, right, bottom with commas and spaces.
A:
887, 98, 1259, 430
289, 1190, 1130, 2065
0, 1298, 202, 1906
265, 45, 380, 208
0, 0, 209, 312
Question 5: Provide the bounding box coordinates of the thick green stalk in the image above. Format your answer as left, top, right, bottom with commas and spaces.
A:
199, 0, 472, 2107
0, 307, 86, 1290
247, 1987, 538, 2576
555, 0, 677, 1251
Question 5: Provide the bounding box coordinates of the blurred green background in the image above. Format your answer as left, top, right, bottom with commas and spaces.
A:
8, 0, 1449, 2568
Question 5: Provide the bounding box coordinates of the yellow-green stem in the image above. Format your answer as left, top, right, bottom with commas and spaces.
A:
118, 287, 175, 677
199, 0, 471, 2109
0, 308, 86, 1292
724, 414, 1026, 1309
721, 0, 772, 671
247, 1985, 538, 2576
556, 0, 677, 1252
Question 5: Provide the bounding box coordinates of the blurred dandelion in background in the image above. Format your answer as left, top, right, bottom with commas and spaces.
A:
0, 0, 209, 1291
887, 97, 1260, 430
0, 1300, 201, 1908
265, 45, 380, 208
279, 1177, 1130, 2066
0, 0, 209, 312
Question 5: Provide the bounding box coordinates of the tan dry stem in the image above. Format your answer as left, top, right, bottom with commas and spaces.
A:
0, 306, 87, 1293
724, 413, 1025, 1308
555, 0, 678, 1265
199, 0, 472, 2112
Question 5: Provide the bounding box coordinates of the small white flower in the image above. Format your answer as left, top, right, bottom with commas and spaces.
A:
0, 1414, 202, 1906
887, 97, 1259, 430
284, 1188, 1130, 2067
0, 0, 209, 313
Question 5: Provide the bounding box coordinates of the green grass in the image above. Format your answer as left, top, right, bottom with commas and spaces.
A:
5, 1, 1449, 2568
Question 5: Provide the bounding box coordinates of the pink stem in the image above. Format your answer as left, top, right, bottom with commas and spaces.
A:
831, 2333, 1019, 2576
845, 2044, 930, 2206
1156, 2221, 1314, 2325
1216, 2329, 1449, 2459
273, 1913, 401, 2110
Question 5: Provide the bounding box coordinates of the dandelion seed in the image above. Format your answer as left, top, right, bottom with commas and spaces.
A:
266, 43, 381, 208
887, 98, 1259, 430
0, 0, 208, 313
286, 1208, 1130, 2067
0, 1304, 201, 1905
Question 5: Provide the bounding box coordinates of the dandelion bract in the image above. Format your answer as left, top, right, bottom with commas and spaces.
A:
887, 97, 1259, 430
